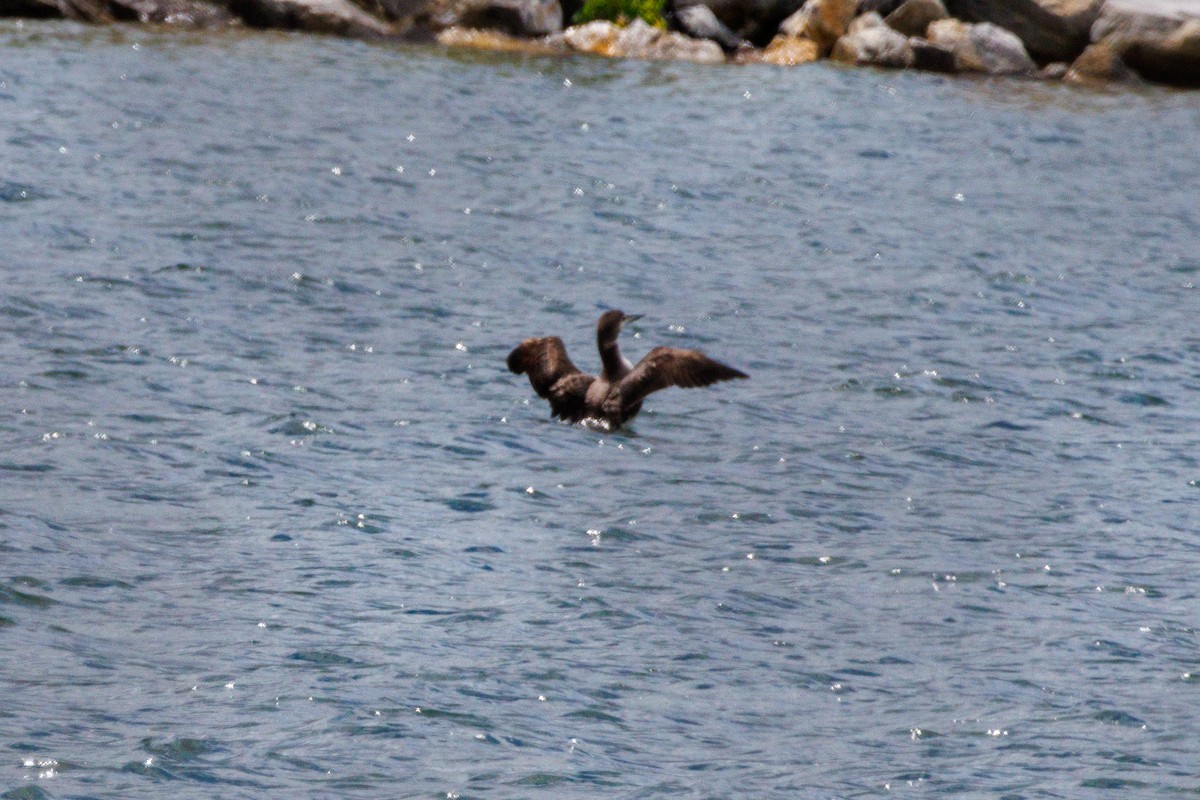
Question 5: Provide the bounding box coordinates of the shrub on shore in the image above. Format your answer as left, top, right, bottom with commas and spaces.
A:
572, 0, 666, 29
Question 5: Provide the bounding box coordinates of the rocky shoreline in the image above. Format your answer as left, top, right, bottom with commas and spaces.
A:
4, 0, 1198, 87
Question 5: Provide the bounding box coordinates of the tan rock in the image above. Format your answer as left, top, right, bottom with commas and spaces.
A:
1121, 17, 1200, 85
1161, 16, 1200, 53
1065, 39, 1142, 81
731, 45, 767, 63
777, 0, 856, 54
831, 11, 915, 66
1038, 60, 1070, 78
616, 16, 661, 52
1082, 3, 1200, 86
884, 0, 947, 37
762, 32, 822, 63
645, 29, 727, 62
437, 25, 567, 52
562, 19, 621, 55
561, 19, 725, 62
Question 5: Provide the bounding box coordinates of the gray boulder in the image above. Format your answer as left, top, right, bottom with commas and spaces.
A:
943, 0, 1100, 62
645, 25, 728, 60
831, 11, 914, 66
1, 0, 234, 23
0, 0, 110, 20
228, 0, 393, 34
355, 0, 426, 21
672, 0, 804, 45
615, 14, 659, 48
883, 0, 946, 37
1091, 0, 1197, 42
909, 34, 957, 69
114, 0, 236, 22
426, 0, 561, 34
927, 17, 1038, 73
675, 3, 750, 50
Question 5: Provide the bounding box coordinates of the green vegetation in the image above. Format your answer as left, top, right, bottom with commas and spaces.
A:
571, 0, 666, 28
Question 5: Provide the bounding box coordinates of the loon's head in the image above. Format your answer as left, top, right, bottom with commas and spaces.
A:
597, 309, 641, 344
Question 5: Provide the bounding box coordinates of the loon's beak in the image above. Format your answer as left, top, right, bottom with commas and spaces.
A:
623, 314, 643, 324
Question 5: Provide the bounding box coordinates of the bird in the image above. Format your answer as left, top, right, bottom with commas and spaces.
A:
507, 309, 748, 429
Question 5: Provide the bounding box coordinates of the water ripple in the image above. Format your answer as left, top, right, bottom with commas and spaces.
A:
1, 23, 1199, 800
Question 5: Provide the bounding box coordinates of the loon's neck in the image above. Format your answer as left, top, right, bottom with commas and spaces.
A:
598, 336, 630, 381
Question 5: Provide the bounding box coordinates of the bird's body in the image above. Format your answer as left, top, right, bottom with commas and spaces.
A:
507, 310, 748, 429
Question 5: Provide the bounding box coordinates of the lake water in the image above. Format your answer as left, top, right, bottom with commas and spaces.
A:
2, 20, 1200, 799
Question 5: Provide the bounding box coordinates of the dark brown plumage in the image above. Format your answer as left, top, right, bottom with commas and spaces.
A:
507, 310, 748, 429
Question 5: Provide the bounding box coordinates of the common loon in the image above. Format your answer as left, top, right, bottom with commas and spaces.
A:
507, 310, 748, 429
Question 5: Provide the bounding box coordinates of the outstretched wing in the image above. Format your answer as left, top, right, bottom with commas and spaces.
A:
617, 346, 748, 408
508, 337, 581, 396
507, 336, 595, 421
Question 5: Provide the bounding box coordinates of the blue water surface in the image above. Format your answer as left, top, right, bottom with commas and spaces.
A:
2, 21, 1200, 799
